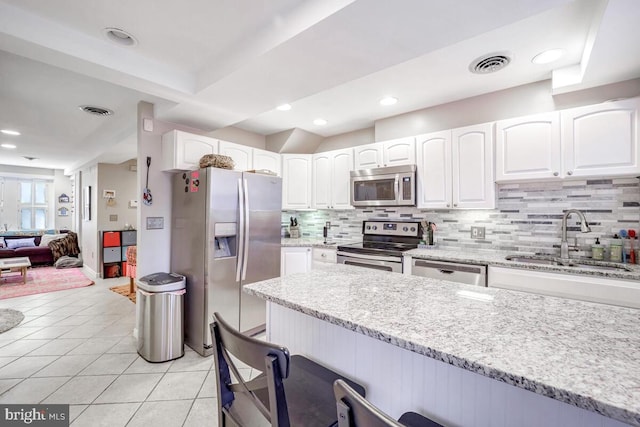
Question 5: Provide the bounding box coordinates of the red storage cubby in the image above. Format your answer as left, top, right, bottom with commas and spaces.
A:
103, 232, 121, 247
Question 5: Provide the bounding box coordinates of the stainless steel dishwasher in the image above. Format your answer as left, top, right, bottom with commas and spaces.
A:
411, 259, 487, 286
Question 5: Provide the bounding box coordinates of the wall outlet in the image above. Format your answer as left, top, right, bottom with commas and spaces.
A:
471, 226, 485, 239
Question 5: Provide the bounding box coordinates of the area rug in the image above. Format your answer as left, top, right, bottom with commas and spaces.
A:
0, 308, 24, 333
0, 267, 94, 300
109, 284, 136, 303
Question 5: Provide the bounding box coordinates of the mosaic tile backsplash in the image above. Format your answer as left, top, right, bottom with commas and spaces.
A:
282, 178, 640, 259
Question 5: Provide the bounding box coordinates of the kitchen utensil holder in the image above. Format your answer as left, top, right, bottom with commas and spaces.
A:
289, 226, 300, 238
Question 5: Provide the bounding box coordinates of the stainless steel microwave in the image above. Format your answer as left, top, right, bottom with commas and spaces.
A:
350, 165, 416, 207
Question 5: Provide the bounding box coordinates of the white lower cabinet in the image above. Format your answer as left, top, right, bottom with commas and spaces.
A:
488, 266, 640, 309
312, 247, 337, 263
281, 247, 312, 276
416, 123, 495, 209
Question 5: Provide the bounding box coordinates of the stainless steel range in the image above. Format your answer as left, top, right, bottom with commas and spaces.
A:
337, 220, 423, 273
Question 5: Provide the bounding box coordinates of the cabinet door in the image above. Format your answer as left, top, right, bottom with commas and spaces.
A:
383, 137, 415, 166
253, 148, 281, 176
161, 130, 218, 171
495, 112, 561, 182
353, 144, 383, 169
452, 123, 495, 209
331, 149, 354, 209
281, 247, 312, 276
416, 131, 452, 208
312, 153, 332, 209
218, 140, 253, 171
282, 155, 312, 209
562, 98, 640, 178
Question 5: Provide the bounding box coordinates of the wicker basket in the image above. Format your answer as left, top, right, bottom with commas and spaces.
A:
199, 154, 235, 169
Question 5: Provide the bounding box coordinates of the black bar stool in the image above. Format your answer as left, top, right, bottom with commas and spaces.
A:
210, 312, 366, 427
334, 379, 444, 427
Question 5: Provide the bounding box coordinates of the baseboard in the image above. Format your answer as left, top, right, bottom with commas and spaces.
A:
82, 265, 98, 279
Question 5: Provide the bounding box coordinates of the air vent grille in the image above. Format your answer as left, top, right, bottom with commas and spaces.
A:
470, 54, 511, 74
79, 105, 114, 116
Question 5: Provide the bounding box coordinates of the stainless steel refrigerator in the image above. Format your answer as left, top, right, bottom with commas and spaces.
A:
171, 167, 282, 356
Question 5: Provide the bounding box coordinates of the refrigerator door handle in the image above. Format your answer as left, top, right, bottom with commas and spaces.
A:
241, 178, 250, 280
236, 178, 244, 282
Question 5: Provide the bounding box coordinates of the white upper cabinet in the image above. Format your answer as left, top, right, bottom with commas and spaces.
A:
416, 124, 494, 209
495, 112, 561, 182
562, 98, 640, 178
253, 148, 281, 176
282, 154, 313, 210
353, 137, 415, 169
416, 131, 452, 208
383, 137, 415, 167
452, 123, 495, 209
312, 148, 354, 209
218, 140, 282, 176
353, 144, 382, 169
161, 130, 218, 172
218, 140, 252, 171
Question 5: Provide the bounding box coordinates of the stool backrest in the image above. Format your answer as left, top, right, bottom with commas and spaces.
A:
334, 379, 402, 427
211, 312, 292, 427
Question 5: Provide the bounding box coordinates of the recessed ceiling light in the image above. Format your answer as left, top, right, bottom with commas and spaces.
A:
313, 118, 328, 126
103, 27, 138, 46
1, 129, 20, 136
532, 49, 565, 65
379, 97, 398, 106
1, 143, 16, 149
276, 104, 292, 111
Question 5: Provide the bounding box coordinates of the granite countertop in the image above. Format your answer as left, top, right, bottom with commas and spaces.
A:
245, 263, 640, 426
281, 237, 357, 247
406, 247, 640, 281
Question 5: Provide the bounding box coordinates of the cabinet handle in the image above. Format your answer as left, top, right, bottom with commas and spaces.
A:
321, 253, 326, 258
553, 172, 559, 176
567, 171, 573, 176
307, 248, 311, 252
453, 203, 458, 207
446, 204, 450, 207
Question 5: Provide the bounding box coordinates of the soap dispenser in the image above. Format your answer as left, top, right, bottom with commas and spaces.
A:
591, 238, 604, 260
610, 234, 623, 262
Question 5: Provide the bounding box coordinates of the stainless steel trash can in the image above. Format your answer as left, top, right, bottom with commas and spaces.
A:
136, 272, 186, 362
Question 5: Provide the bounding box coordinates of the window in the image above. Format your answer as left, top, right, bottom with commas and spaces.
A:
19, 180, 49, 229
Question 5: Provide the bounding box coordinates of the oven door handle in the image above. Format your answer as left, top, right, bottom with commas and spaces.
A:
336, 251, 400, 263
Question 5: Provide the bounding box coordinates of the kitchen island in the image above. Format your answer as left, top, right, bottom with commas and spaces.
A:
245, 263, 639, 427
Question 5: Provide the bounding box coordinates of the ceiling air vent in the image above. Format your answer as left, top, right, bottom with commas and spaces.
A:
79, 105, 114, 117
469, 53, 511, 74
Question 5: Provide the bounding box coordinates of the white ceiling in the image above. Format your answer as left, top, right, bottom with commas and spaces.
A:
0, 0, 639, 173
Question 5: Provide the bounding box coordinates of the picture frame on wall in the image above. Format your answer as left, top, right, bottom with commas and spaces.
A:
83, 186, 91, 221
58, 193, 70, 203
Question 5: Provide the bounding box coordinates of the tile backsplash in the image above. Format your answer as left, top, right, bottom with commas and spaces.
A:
282, 177, 640, 258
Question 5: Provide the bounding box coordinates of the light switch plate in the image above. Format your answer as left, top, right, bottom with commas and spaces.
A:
471, 226, 485, 239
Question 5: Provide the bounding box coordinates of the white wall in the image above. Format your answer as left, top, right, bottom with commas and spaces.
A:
53, 169, 73, 230
79, 164, 98, 276
97, 160, 137, 232
208, 126, 266, 149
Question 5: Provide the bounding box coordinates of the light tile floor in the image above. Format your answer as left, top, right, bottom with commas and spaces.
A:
0, 272, 218, 426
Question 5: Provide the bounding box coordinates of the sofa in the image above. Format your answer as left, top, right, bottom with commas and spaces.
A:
0, 231, 79, 265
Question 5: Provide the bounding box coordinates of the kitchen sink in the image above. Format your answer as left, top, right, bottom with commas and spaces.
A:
504, 255, 634, 272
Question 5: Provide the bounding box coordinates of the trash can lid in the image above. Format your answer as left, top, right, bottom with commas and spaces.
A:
138, 272, 186, 292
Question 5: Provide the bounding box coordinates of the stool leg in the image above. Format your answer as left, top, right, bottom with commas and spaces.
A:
129, 276, 134, 294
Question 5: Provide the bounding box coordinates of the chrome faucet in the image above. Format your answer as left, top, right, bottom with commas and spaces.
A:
560, 209, 591, 259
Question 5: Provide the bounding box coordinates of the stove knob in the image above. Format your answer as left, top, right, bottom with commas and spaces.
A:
372, 226, 377, 230
403, 227, 408, 232
411, 227, 416, 232
366, 225, 370, 230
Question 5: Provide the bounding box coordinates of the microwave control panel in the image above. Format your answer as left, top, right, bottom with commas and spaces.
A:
362, 221, 421, 237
